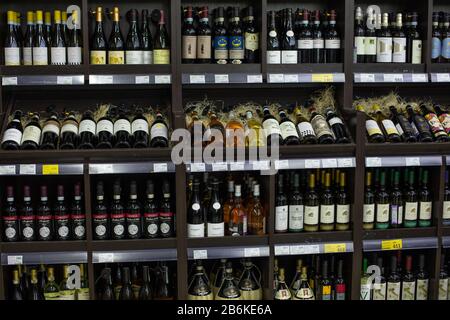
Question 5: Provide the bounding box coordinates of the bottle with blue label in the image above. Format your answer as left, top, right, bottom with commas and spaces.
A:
442, 13, 450, 62
228, 6, 244, 64
431, 12, 441, 63
213, 7, 228, 64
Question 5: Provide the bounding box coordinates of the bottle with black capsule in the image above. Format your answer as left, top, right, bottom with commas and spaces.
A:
131, 107, 149, 148
160, 179, 174, 238
114, 110, 132, 148
325, 108, 350, 143
111, 180, 126, 240
60, 113, 79, 149
93, 181, 110, 240
21, 114, 42, 150
71, 183, 86, 240
54, 185, 70, 241
2, 110, 23, 150
420, 104, 449, 142
309, 105, 335, 144
78, 111, 96, 149
36, 185, 53, 241
143, 180, 159, 239
406, 105, 433, 142
40, 112, 60, 150
389, 106, 417, 142
126, 181, 142, 239
212, 7, 228, 64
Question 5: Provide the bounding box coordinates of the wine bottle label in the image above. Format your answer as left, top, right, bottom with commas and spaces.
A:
96, 119, 113, 134
404, 202, 418, 221
213, 36, 228, 61
68, 47, 82, 64
245, 32, 259, 51
442, 38, 450, 59
21, 126, 42, 145
262, 118, 281, 138
153, 49, 170, 64
187, 223, 205, 238
355, 36, 365, 55
372, 282, 386, 300
364, 36, 376, 55
71, 214, 86, 239
275, 205, 288, 231
182, 36, 197, 59
376, 37, 392, 62
3, 216, 18, 240
59, 290, 76, 300
132, 119, 149, 134
126, 213, 141, 237
281, 50, 297, 64
443, 201, 450, 219
126, 50, 144, 64
438, 278, 449, 300
401, 281, 416, 300
207, 222, 225, 237
23, 47, 33, 65
376, 203, 389, 223
240, 288, 262, 300
390, 204, 403, 226
395, 123, 404, 136
432, 37, 442, 59
51, 47, 67, 65
42, 123, 60, 136
313, 39, 324, 49
328, 116, 344, 126
37, 214, 53, 240
438, 114, 450, 134
366, 120, 383, 136
320, 204, 335, 224
279, 121, 299, 140
412, 39, 422, 64
419, 202, 432, 220
360, 283, 371, 300
61, 123, 78, 135
20, 215, 36, 240
77, 288, 90, 300
293, 287, 314, 300
304, 206, 319, 225
392, 37, 406, 63
144, 212, 159, 236
33, 47, 48, 65
297, 122, 316, 139
2, 128, 22, 145
90, 50, 106, 64
325, 39, 340, 49
93, 213, 108, 238
424, 113, 446, 135
320, 285, 332, 300
416, 279, 428, 300
334, 284, 346, 300
229, 36, 244, 60
143, 50, 153, 64
114, 119, 131, 134
4, 48, 21, 66
311, 115, 332, 138
336, 204, 350, 224
108, 51, 125, 64
267, 50, 281, 64
159, 212, 173, 236
55, 214, 70, 239
79, 119, 96, 135
363, 204, 375, 223
297, 39, 313, 49
381, 119, 399, 135
274, 289, 291, 300
151, 123, 168, 139
410, 121, 420, 137
386, 282, 401, 300
288, 205, 304, 231
197, 35, 212, 59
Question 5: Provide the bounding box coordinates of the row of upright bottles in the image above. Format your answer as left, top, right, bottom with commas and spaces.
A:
431, 12, 450, 63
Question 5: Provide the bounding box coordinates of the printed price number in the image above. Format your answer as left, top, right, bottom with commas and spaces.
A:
383, 74, 404, 82
312, 74, 333, 82
324, 243, 347, 253
359, 73, 375, 82
42, 164, 59, 175
381, 239, 403, 250
268, 74, 284, 83
0, 165, 16, 175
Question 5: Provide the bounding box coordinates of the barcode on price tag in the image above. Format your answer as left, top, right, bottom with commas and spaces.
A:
0, 165, 16, 175
322, 158, 338, 168
274, 160, 289, 170
230, 162, 245, 171
247, 74, 262, 83
244, 248, 261, 257
7, 255, 23, 265
57, 76, 73, 85
214, 74, 229, 83
268, 74, 284, 83
212, 162, 228, 171
383, 74, 403, 82
193, 250, 208, 260
98, 253, 114, 263
19, 164, 36, 175
305, 159, 321, 169
405, 157, 420, 166
359, 73, 375, 82
190, 75, 205, 84
366, 157, 382, 167
154, 75, 171, 84
190, 163, 206, 172
153, 163, 168, 173
274, 245, 290, 256
135, 75, 150, 84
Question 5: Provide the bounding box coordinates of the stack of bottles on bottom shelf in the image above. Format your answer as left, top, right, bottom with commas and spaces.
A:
187, 259, 263, 300
274, 255, 347, 300
8, 264, 89, 300
95, 262, 175, 300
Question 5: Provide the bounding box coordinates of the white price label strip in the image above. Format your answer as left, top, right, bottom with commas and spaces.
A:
214, 74, 229, 83
252, 160, 270, 170
190, 163, 206, 172
153, 163, 168, 173
247, 74, 262, 83
322, 158, 338, 168
383, 74, 404, 82
359, 73, 375, 82
244, 248, 261, 258
135, 75, 150, 84
212, 162, 228, 171
274, 245, 290, 256
98, 253, 114, 263
190, 75, 205, 84
154, 75, 171, 84
230, 162, 245, 171
0, 165, 16, 175
19, 164, 36, 175
274, 160, 289, 170
57, 76, 73, 85
436, 73, 450, 82
3, 77, 18, 86
90, 164, 113, 174
338, 158, 354, 168
284, 74, 299, 83
90, 75, 113, 84
411, 74, 427, 82
405, 157, 420, 166
193, 250, 208, 260
290, 244, 320, 255
268, 74, 284, 83
305, 159, 321, 169
366, 157, 382, 167
7, 255, 23, 265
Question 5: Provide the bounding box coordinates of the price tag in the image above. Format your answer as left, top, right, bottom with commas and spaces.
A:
212, 162, 228, 171
190, 74, 205, 84
289, 244, 320, 255
7, 255, 23, 265
366, 157, 382, 167
190, 163, 206, 172
154, 75, 171, 84
244, 248, 261, 258
322, 158, 338, 168
284, 74, 299, 83
57, 76, 73, 85
359, 73, 375, 83
268, 74, 284, 83
2, 77, 18, 86
274, 245, 290, 256
229, 162, 245, 171
153, 163, 168, 173
90, 75, 113, 84
214, 74, 229, 83
305, 159, 321, 169
405, 157, 420, 166
19, 164, 36, 175
436, 73, 450, 82
247, 74, 263, 83
42, 164, 59, 175
274, 160, 289, 170
412, 74, 427, 82
193, 250, 208, 260
324, 243, 347, 253
252, 160, 270, 170
312, 74, 333, 82
90, 164, 113, 174
381, 239, 403, 250
383, 74, 404, 82
135, 75, 150, 84
0, 165, 16, 175
98, 253, 114, 263
338, 158, 354, 168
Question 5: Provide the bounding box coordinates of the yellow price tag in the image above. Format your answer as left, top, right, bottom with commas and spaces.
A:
312, 74, 334, 82
324, 243, 346, 253
381, 239, 403, 250
42, 164, 59, 175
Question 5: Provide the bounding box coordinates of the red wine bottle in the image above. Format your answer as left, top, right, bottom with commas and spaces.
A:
20, 185, 36, 241
36, 185, 53, 241
71, 183, 86, 240
54, 185, 70, 241
3, 186, 19, 242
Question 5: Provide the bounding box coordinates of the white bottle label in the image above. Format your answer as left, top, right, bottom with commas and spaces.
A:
67, 47, 82, 64
131, 119, 149, 134
401, 281, 416, 300
79, 119, 96, 134
336, 204, 350, 224
114, 119, 131, 134
320, 205, 335, 224
275, 205, 288, 232
61, 123, 78, 135
33, 47, 48, 65
4, 48, 20, 66
376, 37, 392, 62
404, 202, 418, 221
51, 47, 67, 65
376, 203, 389, 223
143, 50, 153, 64
325, 39, 340, 49
328, 117, 344, 126
416, 279, 428, 300
313, 39, 324, 49
126, 50, 144, 64
304, 206, 319, 225
2, 128, 22, 145
207, 222, 224, 237
443, 201, 450, 219
372, 282, 386, 300
419, 202, 432, 220
298, 122, 315, 138
23, 47, 32, 65
395, 123, 404, 135
96, 119, 113, 134
412, 40, 422, 64
392, 37, 407, 63
382, 119, 399, 135
151, 123, 168, 139
297, 39, 313, 49
263, 118, 281, 138
267, 50, 281, 64
42, 123, 60, 136
288, 205, 304, 230
279, 121, 299, 140
21, 126, 41, 145
366, 120, 382, 135
438, 278, 448, 300
355, 36, 365, 55
360, 283, 372, 300
386, 282, 401, 300
281, 50, 297, 64
187, 223, 205, 238
363, 204, 375, 223
364, 36, 376, 55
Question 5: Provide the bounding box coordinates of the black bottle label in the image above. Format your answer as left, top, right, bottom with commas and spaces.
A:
126, 212, 142, 239
55, 214, 70, 240
36, 214, 53, 241
144, 212, 159, 238
71, 214, 86, 240
159, 212, 173, 237
111, 213, 126, 239
93, 213, 109, 240
20, 215, 36, 241
3, 216, 19, 241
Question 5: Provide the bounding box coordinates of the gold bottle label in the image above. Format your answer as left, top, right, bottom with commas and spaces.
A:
90, 50, 106, 64
153, 49, 170, 64
108, 51, 125, 64
240, 288, 262, 300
